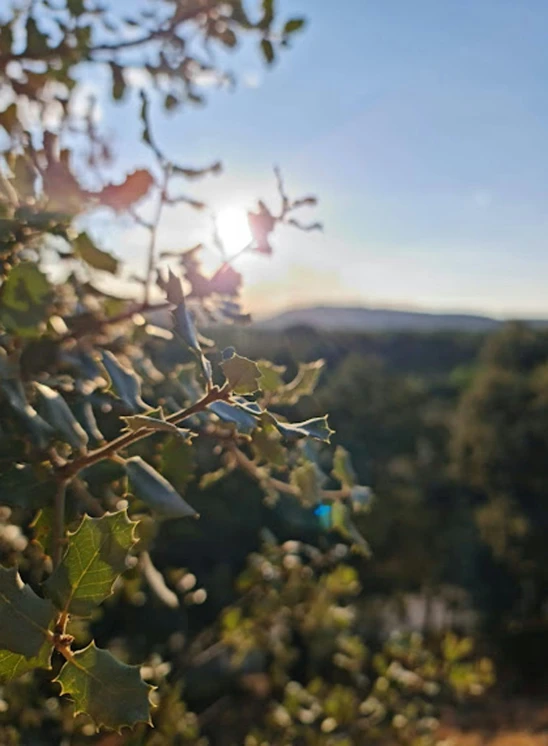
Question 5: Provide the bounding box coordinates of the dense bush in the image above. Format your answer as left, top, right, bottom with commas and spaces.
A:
0, 2, 493, 743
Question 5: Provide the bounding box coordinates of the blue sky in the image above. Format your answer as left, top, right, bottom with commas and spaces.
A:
92, 0, 548, 318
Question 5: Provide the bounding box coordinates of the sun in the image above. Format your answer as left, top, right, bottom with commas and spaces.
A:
216, 206, 253, 254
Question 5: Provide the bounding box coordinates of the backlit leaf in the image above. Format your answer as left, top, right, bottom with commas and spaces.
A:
271, 415, 334, 443
332, 446, 356, 489
73, 233, 118, 274
126, 456, 198, 519
0, 567, 54, 658
275, 360, 325, 405
0, 640, 52, 681
44, 511, 136, 617
157, 269, 212, 385
0, 263, 52, 337
208, 400, 258, 433
221, 352, 261, 395
122, 413, 190, 439
55, 642, 153, 731
257, 360, 286, 393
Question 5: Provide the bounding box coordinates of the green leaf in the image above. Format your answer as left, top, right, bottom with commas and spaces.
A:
272, 415, 334, 443
0, 262, 53, 337
55, 642, 153, 731
0, 463, 56, 510
275, 360, 325, 405
221, 352, 261, 395
283, 17, 306, 35
35, 383, 89, 450
257, 360, 287, 393
290, 462, 325, 507
0, 567, 54, 658
157, 269, 212, 385
260, 38, 275, 64
44, 511, 136, 617
100, 351, 148, 413
125, 456, 198, 519
73, 233, 119, 274
251, 418, 286, 467
160, 437, 196, 492
332, 446, 356, 489
0, 640, 52, 681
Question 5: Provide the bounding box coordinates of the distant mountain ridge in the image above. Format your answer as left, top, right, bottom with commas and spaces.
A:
257, 306, 548, 333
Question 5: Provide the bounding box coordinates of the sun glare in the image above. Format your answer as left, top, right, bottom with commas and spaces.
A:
216, 206, 253, 254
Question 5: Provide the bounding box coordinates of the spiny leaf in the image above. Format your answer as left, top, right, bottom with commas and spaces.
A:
290, 462, 325, 507
0, 262, 53, 337
275, 360, 325, 405
158, 269, 212, 385
257, 360, 286, 393
125, 456, 198, 519
55, 642, 153, 731
221, 351, 261, 395
44, 511, 136, 617
122, 413, 190, 439
332, 446, 356, 489
35, 382, 89, 450
0, 567, 54, 658
251, 418, 286, 467
96, 169, 154, 213
73, 233, 118, 274
271, 415, 334, 443
100, 351, 148, 413
0, 640, 52, 681
208, 400, 258, 434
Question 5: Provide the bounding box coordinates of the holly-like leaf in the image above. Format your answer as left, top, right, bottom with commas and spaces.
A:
44, 511, 136, 617
221, 351, 261, 395
0, 262, 53, 337
100, 351, 148, 413
275, 360, 325, 406
0, 640, 52, 681
0, 567, 54, 658
73, 233, 118, 274
208, 400, 258, 433
332, 446, 356, 489
290, 462, 325, 507
257, 360, 287, 393
251, 418, 286, 467
271, 415, 334, 443
35, 382, 89, 450
125, 456, 198, 519
158, 269, 212, 385
122, 413, 190, 439
55, 642, 153, 731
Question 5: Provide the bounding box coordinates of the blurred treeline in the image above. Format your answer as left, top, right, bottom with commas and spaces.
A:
177, 320, 548, 693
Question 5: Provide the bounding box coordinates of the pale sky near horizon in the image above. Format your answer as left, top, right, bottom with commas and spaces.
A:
80, 0, 548, 319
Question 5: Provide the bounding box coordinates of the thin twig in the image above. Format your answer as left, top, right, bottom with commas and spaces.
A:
56, 385, 229, 482
144, 166, 171, 306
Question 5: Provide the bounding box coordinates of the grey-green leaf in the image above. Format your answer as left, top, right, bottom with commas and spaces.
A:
35, 382, 89, 450
125, 456, 198, 519
101, 351, 148, 413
